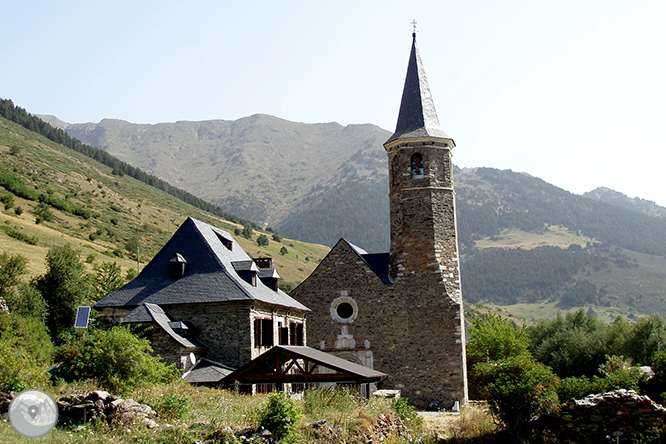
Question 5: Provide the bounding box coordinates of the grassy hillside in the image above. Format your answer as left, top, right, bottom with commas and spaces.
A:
0, 116, 328, 286
48, 114, 393, 252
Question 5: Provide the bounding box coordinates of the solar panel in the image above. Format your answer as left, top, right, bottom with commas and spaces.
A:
74, 306, 91, 328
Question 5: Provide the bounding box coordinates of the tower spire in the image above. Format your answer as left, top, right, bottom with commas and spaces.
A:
386, 32, 449, 144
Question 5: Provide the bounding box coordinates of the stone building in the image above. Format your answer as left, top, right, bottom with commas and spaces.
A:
291, 34, 468, 408
95, 217, 309, 383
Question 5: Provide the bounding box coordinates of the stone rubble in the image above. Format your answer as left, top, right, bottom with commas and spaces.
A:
361, 413, 410, 444
0, 390, 159, 429
57, 390, 159, 428
556, 389, 666, 442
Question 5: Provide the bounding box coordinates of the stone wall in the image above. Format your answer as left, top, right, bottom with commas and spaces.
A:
164, 301, 307, 369
291, 238, 466, 409
547, 390, 666, 442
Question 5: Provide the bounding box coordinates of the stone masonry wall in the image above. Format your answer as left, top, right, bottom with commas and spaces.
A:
549, 390, 666, 442
164, 302, 252, 369
386, 138, 467, 407
291, 238, 466, 408
165, 301, 307, 370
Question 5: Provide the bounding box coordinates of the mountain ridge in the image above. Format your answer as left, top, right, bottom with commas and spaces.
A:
27, 111, 666, 321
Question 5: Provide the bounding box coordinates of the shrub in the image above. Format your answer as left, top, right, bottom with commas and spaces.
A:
0, 312, 53, 393
0, 225, 39, 245
125, 268, 138, 281
278, 281, 296, 294
467, 313, 531, 363
1, 193, 14, 209
280, 246, 289, 256
32, 202, 54, 223
242, 224, 253, 239
14, 205, 23, 215
643, 351, 666, 404
272, 234, 282, 243
4, 283, 48, 322
558, 376, 594, 401
392, 397, 423, 426
154, 393, 190, 420
591, 355, 649, 393
472, 355, 560, 438
258, 391, 303, 441
257, 234, 269, 247
53, 325, 179, 394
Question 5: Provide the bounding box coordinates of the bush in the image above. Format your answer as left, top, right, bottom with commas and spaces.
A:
53, 325, 179, 394
467, 313, 531, 363
558, 376, 594, 401
643, 351, 666, 404
472, 355, 560, 438
154, 393, 190, 420
257, 234, 269, 247
32, 202, 54, 223
258, 391, 303, 441
591, 355, 649, 393
1, 193, 14, 209
392, 397, 423, 426
242, 224, 253, 240
14, 205, 23, 215
0, 312, 53, 392
4, 283, 48, 322
280, 246, 289, 256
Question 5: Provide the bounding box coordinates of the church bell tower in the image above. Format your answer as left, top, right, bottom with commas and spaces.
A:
383, 32, 467, 405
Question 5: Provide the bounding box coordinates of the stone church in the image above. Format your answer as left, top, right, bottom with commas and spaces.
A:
291, 33, 468, 408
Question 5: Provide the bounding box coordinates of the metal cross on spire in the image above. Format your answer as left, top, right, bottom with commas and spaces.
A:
411, 19, 418, 34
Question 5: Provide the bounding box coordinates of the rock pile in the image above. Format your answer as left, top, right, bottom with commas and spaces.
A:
57, 390, 159, 429
559, 389, 666, 442
362, 414, 410, 443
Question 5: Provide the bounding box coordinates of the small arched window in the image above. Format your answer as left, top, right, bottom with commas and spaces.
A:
411, 153, 424, 179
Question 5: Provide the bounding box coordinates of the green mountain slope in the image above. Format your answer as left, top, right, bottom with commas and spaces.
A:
45, 114, 392, 251
0, 116, 329, 286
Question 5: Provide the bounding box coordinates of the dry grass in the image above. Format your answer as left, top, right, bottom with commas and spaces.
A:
418, 404, 497, 442
0, 384, 500, 444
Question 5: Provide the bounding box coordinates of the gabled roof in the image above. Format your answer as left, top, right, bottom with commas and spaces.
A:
347, 241, 392, 285
182, 358, 235, 384
122, 303, 203, 349
386, 33, 450, 144
258, 268, 280, 279
95, 217, 309, 311
221, 345, 387, 385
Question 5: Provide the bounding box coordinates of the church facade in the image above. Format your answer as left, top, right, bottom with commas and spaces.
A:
291, 34, 468, 408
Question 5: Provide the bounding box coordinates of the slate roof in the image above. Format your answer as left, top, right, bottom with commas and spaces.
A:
347, 241, 392, 285
258, 268, 280, 279
122, 303, 203, 349
95, 217, 309, 311
386, 33, 450, 144
182, 358, 235, 384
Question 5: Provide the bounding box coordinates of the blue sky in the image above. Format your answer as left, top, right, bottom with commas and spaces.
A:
2, 0, 665, 206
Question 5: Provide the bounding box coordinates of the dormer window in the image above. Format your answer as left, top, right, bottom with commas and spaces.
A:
258, 268, 280, 291
232, 260, 258, 286
168, 321, 189, 337
411, 153, 424, 178
169, 253, 187, 279
215, 232, 233, 251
